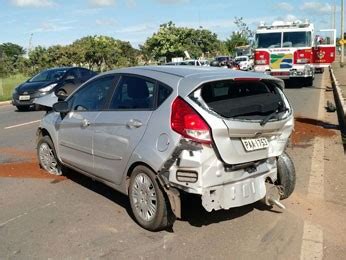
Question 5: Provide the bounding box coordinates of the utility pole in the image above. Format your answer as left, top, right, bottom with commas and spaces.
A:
334, 0, 337, 29
28, 33, 33, 56
341, 0, 344, 66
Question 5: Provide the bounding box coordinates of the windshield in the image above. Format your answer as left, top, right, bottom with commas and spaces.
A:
283, 31, 311, 47
256, 33, 281, 48
29, 69, 67, 82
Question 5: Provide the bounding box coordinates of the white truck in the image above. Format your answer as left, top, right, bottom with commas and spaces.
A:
235, 55, 254, 71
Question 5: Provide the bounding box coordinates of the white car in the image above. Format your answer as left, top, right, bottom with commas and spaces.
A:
165, 59, 209, 66
235, 56, 254, 71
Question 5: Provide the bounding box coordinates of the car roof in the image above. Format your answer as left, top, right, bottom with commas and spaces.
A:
101, 66, 281, 97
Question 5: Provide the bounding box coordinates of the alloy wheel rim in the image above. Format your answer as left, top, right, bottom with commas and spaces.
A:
131, 173, 157, 222
39, 142, 60, 175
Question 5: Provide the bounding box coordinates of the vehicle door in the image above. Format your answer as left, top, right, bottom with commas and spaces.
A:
312, 29, 336, 67
92, 75, 156, 184
58, 75, 116, 173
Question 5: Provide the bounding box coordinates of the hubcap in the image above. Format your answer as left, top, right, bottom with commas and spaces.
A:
131, 173, 157, 222
39, 142, 61, 175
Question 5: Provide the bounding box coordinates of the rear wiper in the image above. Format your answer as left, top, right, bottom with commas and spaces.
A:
260, 108, 288, 126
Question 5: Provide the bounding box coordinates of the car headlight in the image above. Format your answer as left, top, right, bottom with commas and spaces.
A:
12, 88, 18, 95
39, 83, 57, 92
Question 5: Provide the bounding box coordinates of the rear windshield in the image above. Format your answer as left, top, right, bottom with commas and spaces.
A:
198, 80, 285, 119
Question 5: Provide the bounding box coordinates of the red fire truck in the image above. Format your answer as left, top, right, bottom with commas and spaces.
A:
254, 20, 336, 86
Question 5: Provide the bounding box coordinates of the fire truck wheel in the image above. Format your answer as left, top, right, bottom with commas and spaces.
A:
305, 77, 314, 87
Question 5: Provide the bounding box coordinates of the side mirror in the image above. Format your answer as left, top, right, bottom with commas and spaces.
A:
53, 101, 69, 113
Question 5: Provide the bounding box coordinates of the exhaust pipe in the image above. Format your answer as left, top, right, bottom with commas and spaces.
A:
263, 182, 286, 210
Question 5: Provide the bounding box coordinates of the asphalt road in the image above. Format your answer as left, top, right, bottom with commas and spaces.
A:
0, 73, 345, 259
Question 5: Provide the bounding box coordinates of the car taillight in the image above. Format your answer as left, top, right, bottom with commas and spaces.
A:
294, 50, 311, 64
171, 97, 212, 144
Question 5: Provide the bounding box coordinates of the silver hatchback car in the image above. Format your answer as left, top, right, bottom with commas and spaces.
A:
37, 66, 295, 231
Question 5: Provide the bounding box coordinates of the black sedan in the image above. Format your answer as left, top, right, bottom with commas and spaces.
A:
12, 67, 96, 111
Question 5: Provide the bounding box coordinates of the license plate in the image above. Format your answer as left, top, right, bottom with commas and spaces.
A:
241, 137, 269, 152
19, 95, 30, 101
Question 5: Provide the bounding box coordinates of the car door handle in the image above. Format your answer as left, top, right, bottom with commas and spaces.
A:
81, 119, 90, 128
126, 119, 143, 128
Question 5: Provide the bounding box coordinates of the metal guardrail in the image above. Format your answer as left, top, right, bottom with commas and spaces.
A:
329, 66, 346, 145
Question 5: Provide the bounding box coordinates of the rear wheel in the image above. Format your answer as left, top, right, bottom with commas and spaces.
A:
128, 165, 175, 231
276, 152, 296, 199
37, 135, 63, 176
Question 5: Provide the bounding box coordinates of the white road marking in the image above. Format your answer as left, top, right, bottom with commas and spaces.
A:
300, 73, 327, 260
4, 120, 41, 129
0, 202, 56, 228
307, 137, 325, 199
308, 72, 326, 200
300, 222, 324, 260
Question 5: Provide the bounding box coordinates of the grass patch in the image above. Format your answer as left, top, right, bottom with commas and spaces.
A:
0, 74, 28, 101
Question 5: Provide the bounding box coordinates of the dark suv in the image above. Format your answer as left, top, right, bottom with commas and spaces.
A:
12, 67, 96, 111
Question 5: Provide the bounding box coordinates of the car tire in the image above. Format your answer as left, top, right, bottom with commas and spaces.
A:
16, 105, 30, 111
305, 76, 314, 87
129, 165, 175, 231
276, 152, 296, 200
37, 135, 63, 176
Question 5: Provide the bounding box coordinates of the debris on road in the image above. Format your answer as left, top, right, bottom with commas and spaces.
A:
291, 118, 337, 145
0, 147, 65, 180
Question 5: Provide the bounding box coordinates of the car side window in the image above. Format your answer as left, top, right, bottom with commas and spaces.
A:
79, 68, 95, 82
70, 76, 115, 111
109, 76, 155, 110
157, 84, 172, 107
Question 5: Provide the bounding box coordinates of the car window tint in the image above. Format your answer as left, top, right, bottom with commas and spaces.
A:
65, 69, 80, 82
158, 84, 172, 107
109, 76, 155, 110
71, 76, 115, 111
79, 68, 95, 81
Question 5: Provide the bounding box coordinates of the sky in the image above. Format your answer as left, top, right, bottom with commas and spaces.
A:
0, 0, 343, 50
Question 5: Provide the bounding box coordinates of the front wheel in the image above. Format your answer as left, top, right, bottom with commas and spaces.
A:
128, 166, 175, 231
37, 135, 63, 176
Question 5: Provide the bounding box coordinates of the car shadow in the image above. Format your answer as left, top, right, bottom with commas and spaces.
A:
62, 169, 283, 230
284, 79, 311, 88
62, 168, 132, 215
179, 192, 282, 228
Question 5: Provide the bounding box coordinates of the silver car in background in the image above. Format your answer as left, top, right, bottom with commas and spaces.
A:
37, 66, 295, 231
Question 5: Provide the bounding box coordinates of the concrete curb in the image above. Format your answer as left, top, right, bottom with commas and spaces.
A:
0, 100, 11, 106
329, 66, 346, 144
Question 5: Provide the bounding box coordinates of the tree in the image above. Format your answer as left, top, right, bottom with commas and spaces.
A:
72, 36, 138, 71
0, 43, 26, 76
0, 43, 25, 58
225, 17, 254, 55
141, 22, 222, 62
28, 46, 50, 74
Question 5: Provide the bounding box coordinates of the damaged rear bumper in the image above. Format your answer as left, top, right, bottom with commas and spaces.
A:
163, 141, 278, 212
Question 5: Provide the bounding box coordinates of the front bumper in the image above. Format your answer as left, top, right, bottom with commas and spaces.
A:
255, 65, 314, 79
12, 91, 50, 107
